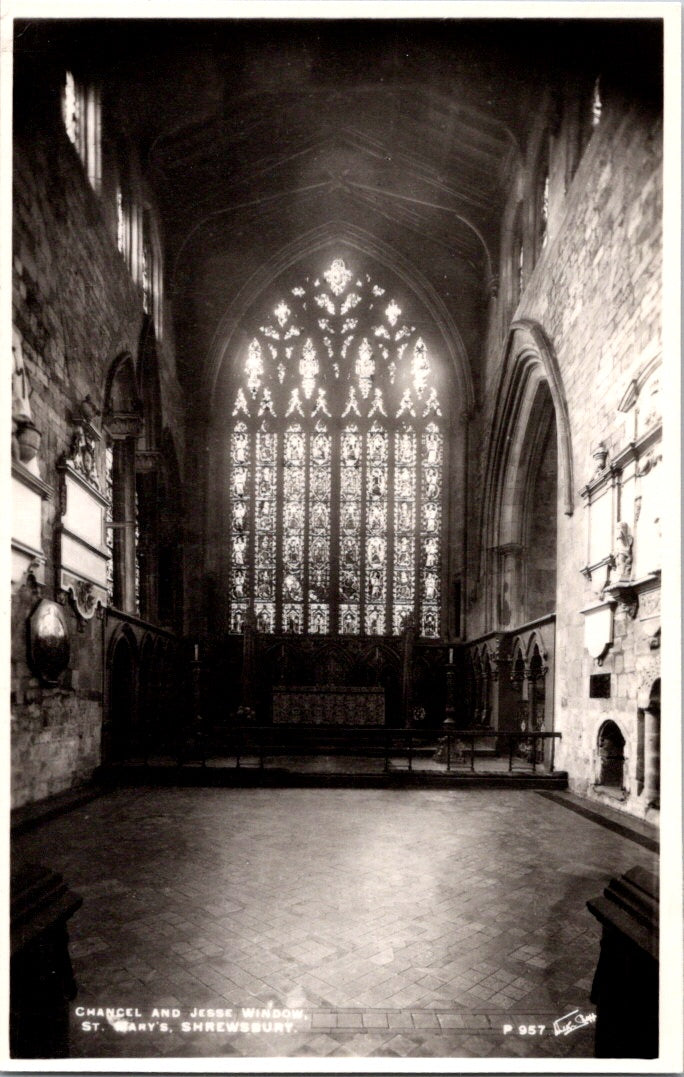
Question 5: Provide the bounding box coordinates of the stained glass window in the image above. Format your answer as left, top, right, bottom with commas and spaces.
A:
226, 257, 447, 637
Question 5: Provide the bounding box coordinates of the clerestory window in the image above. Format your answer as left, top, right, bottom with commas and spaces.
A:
227, 257, 447, 638
61, 70, 101, 192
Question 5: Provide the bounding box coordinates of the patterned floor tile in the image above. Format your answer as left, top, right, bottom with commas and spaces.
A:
14, 785, 656, 1060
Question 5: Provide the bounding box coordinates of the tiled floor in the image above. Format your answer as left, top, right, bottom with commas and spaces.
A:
14, 786, 656, 1060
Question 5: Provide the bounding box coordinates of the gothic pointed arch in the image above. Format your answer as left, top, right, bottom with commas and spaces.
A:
203, 223, 474, 416
220, 249, 452, 638
480, 320, 573, 631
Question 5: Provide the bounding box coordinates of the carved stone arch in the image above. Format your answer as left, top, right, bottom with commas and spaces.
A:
596, 718, 627, 790
105, 622, 139, 764
524, 629, 548, 665
102, 352, 142, 430
483, 320, 573, 532
510, 636, 527, 678
359, 641, 401, 667
106, 619, 139, 667
308, 639, 355, 682
480, 320, 572, 631
203, 221, 474, 415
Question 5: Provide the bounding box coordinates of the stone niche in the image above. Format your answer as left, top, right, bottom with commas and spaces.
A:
580, 348, 662, 659
56, 419, 110, 621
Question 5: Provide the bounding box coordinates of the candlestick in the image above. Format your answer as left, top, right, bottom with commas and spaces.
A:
194, 643, 199, 661
449, 647, 453, 664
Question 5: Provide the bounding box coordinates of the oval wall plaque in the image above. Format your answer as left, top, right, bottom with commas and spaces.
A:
28, 599, 70, 685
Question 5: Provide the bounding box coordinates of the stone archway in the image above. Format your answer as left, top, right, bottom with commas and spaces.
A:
597, 720, 626, 790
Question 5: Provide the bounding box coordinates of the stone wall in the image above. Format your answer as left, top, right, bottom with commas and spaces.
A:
11, 82, 184, 808
468, 89, 662, 820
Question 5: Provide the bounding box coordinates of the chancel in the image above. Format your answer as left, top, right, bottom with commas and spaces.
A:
9, 13, 668, 1063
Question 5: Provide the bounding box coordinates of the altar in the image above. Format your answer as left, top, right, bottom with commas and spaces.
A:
271, 685, 385, 726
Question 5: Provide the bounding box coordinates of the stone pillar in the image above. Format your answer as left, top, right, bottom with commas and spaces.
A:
112, 437, 137, 614
643, 707, 660, 807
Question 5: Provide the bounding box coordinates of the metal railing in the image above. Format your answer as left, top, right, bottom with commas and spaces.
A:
171, 724, 561, 774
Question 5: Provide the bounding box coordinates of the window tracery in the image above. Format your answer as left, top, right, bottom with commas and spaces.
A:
227, 257, 447, 636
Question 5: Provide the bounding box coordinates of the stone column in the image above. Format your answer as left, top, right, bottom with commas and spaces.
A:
643, 707, 660, 807
112, 437, 137, 614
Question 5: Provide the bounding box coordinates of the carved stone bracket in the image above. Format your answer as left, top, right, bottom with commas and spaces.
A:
603, 582, 639, 620
102, 411, 143, 440
59, 569, 108, 623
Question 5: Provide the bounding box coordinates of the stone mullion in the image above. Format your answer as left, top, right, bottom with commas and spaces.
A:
359, 422, 368, 634
414, 422, 422, 630
247, 426, 257, 620
303, 430, 311, 633
329, 424, 341, 634
386, 430, 396, 635
274, 429, 284, 632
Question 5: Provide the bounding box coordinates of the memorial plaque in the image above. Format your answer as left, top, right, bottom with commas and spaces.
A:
28, 599, 70, 685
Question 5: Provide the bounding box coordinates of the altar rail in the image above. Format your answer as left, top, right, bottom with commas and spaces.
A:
171, 725, 561, 774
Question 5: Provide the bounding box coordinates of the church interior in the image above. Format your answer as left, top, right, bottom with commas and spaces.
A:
10, 15, 668, 1062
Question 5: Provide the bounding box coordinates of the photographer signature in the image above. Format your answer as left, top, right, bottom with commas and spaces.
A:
553, 1008, 597, 1037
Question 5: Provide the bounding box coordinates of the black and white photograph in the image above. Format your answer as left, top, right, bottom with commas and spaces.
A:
5, 2, 682, 1069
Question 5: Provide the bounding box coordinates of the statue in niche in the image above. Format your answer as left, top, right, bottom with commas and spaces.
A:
613, 521, 633, 580
65, 423, 100, 489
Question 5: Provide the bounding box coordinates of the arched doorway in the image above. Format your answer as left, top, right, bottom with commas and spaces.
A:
597, 720, 626, 790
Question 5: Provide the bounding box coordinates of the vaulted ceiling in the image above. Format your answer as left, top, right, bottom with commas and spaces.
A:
29, 18, 662, 393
